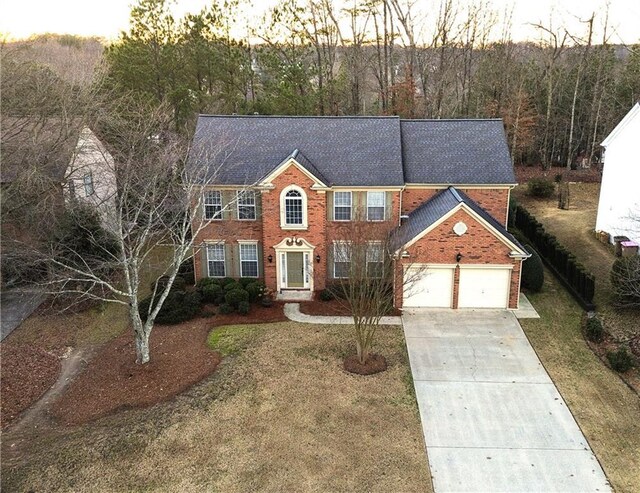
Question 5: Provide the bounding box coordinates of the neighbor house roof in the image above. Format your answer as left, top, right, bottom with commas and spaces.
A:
392, 186, 526, 253
400, 119, 516, 185
188, 115, 405, 186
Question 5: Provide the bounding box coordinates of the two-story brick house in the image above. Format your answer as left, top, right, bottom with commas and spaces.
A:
188, 115, 529, 309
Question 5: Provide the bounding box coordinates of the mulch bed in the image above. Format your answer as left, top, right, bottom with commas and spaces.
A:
514, 165, 602, 184
300, 299, 401, 317
1, 344, 62, 429
51, 302, 286, 426
344, 354, 388, 375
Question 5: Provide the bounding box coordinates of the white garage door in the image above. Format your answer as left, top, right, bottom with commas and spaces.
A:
404, 267, 454, 308
458, 267, 511, 308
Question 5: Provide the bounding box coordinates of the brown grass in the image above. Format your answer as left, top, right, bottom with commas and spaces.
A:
2, 321, 432, 493
513, 182, 639, 340
521, 271, 640, 493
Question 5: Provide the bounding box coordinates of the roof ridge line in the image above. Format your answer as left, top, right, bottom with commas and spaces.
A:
197, 114, 400, 120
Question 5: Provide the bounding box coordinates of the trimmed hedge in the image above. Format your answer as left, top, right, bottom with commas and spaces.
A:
138, 290, 202, 325
521, 244, 544, 292
514, 205, 595, 309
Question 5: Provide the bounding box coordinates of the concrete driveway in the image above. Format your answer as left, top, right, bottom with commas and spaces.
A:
403, 309, 610, 493
1, 290, 46, 341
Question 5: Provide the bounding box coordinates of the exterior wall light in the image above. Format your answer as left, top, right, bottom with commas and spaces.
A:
456, 252, 463, 263
268, 255, 273, 263
315, 254, 321, 263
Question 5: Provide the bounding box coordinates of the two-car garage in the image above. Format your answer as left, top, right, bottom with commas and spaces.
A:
403, 265, 512, 309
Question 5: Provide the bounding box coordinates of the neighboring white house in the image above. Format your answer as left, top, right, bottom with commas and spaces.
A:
595, 102, 640, 245
64, 127, 118, 230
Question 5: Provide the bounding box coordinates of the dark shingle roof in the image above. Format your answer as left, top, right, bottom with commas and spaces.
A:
400, 119, 516, 184
188, 115, 404, 186
392, 186, 526, 251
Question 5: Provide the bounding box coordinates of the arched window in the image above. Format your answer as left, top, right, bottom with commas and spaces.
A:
280, 186, 307, 229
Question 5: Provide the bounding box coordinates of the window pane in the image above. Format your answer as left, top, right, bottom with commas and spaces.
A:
207, 244, 224, 260
209, 261, 225, 277
334, 206, 351, 221
367, 243, 382, 262
83, 173, 94, 196
334, 242, 351, 262
285, 197, 303, 224
334, 262, 349, 278
237, 191, 256, 220
241, 261, 258, 277
334, 192, 351, 206
334, 192, 351, 221
368, 206, 384, 221
367, 191, 385, 207
204, 191, 222, 220
240, 243, 258, 261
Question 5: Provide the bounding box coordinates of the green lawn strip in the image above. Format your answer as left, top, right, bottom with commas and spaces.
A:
521, 272, 640, 493
207, 323, 266, 356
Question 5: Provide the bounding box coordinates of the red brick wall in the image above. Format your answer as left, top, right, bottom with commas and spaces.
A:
262, 166, 328, 292
397, 208, 522, 309
401, 187, 510, 227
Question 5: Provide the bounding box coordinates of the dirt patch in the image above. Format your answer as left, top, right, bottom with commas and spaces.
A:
0, 344, 62, 429
2, 321, 432, 493
344, 353, 388, 375
50, 303, 286, 426
300, 299, 401, 317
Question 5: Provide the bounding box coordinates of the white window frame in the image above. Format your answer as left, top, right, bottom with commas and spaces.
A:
204, 190, 223, 220
239, 241, 259, 278
280, 185, 307, 229
333, 241, 351, 279
206, 243, 225, 278
236, 190, 256, 220
83, 172, 94, 196
366, 241, 384, 278
366, 191, 385, 221
333, 191, 352, 221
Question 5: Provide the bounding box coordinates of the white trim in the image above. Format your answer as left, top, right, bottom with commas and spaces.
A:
399, 203, 528, 256
333, 191, 352, 221
366, 190, 386, 221
259, 157, 328, 188
273, 237, 316, 292
205, 242, 226, 278
330, 185, 403, 191
236, 190, 257, 221
601, 102, 640, 147
457, 264, 514, 270
332, 240, 351, 279
203, 190, 223, 220
238, 241, 259, 278
280, 185, 308, 229
403, 183, 515, 189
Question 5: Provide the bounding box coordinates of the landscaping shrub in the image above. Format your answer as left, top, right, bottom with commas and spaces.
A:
245, 282, 265, 303
319, 289, 334, 301
239, 277, 255, 288
610, 256, 640, 307
138, 290, 202, 325
220, 277, 237, 287
521, 245, 544, 292
606, 347, 634, 373
223, 281, 242, 292
196, 277, 220, 290
527, 178, 555, 198
225, 288, 250, 308
554, 173, 563, 183
218, 303, 234, 314
201, 282, 223, 303
151, 275, 186, 294
237, 301, 251, 315
584, 316, 604, 343
178, 259, 195, 285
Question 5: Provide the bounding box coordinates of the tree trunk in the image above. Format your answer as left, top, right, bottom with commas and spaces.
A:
131, 309, 151, 365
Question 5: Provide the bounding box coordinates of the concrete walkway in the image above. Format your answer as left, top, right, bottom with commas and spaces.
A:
1, 290, 46, 341
403, 309, 610, 493
283, 303, 402, 325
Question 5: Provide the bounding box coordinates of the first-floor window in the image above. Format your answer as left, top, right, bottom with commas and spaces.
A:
83, 173, 94, 196
207, 244, 225, 277
239, 243, 259, 277
333, 241, 351, 278
367, 242, 384, 278
367, 191, 385, 221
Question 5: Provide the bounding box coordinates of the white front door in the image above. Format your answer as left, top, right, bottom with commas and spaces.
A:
404, 266, 454, 308
458, 267, 511, 308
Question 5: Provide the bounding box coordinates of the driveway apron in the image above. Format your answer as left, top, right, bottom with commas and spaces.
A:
403, 309, 610, 493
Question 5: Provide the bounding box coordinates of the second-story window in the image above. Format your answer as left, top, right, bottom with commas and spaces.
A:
334, 191, 352, 221
237, 190, 256, 220
285, 189, 303, 225
83, 173, 94, 196
204, 190, 222, 220
367, 191, 385, 221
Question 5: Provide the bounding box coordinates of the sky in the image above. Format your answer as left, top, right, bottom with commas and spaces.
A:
0, 0, 638, 44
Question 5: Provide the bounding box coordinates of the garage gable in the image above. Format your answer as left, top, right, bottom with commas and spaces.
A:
392, 187, 528, 259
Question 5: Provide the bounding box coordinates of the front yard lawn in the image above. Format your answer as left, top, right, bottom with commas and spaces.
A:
521, 271, 640, 493
2, 320, 431, 493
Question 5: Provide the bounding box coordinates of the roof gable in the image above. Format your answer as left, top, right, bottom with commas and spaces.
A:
258, 149, 328, 188
392, 187, 527, 256
601, 102, 640, 147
